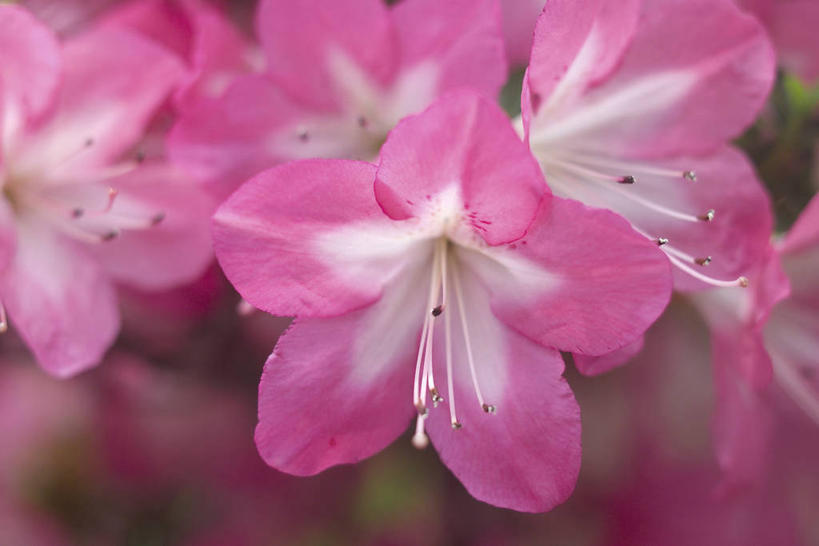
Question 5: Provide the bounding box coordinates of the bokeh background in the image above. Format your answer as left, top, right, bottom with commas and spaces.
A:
1, 0, 818, 544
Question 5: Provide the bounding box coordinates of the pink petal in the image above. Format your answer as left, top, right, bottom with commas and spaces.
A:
0, 200, 16, 273
573, 336, 645, 376
168, 75, 348, 198
0, 220, 119, 377
781, 194, 819, 255
87, 162, 215, 291
255, 270, 428, 475
0, 5, 61, 128
540, 0, 774, 157
424, 265, 580, 512
500, 0, 545, 68
213, 159, 425, 318
16, 26, 184, 172
469, 195, 672, 356
525, 0, 640, 115
374, 91, 544, 245
391, 0, 507, 99
255, 0, 395, 111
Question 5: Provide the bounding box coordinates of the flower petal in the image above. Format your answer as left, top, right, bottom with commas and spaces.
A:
374, 91, 544, 245
424, 265, 580, 512
391, 0, 507, 99
255, 266, 428, 475
0, 199, 16, 273
213, 159, 427, 318
255, 0, 395, 111
15, 27, 184, 173
781, 194, 819, 255
0, 5, 61, 138
530, 0, 774, 157
573, 336, 645, 376
0, 219, 119, 377
460, 195, 671, 356
86, 162, 215, 291
500, 0, 544, 68
525, 0, 639, 116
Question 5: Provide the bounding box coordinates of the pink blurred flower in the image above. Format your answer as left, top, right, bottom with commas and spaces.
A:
521, 0, 775, 294
168, 0, 508, 196
739, 0, 819, 82
500, 0, 545, 69
212, 91, 672, 512
0, 6, 213, 376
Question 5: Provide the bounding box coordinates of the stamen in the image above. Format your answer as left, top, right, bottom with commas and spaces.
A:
618, 175, 636, 184
482, 404, 497, 414
555, 150, 697, 181
444, 278, 460, 428
450, 257, 495, 414
657, 237, 669, 246
666, 252, 748, 288
694, 256, 712, 266
547, 156, 627, 183
297, 128, 309, 142
357, 115, 369, 129
698, 209, 715, 222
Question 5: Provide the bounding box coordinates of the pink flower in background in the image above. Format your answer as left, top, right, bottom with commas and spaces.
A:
500, 0, 545, 69
522, 0, 775, 292
99, 0, 259, 112
213, 92, 672, 511
765, 195, 819, 427
739, 0, 819, 82
0, 6, 213, 376
169, 0, 508, 196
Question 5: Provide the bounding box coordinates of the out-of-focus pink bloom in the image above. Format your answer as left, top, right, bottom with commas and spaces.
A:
500, 0, 545, 69
212, 92, 672, 511
0, 6, 213, 376
739, 0, 819, 82
99, 0, 259, 111
169, 0, 508, 196
765, 195, 819, 427
522, 0, 775, 294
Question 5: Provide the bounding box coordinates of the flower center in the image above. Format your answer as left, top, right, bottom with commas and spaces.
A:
538, 147, 748, 289
410, 237, 496, 449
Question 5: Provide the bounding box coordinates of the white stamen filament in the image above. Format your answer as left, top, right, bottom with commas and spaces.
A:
554, 149, 695, 181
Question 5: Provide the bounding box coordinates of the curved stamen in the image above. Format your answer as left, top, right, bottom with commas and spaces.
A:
450, 256, 494, 414
666, 252, 748, 288
555, 149, 696, 182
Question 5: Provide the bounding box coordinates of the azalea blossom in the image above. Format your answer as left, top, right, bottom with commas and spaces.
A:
685, 196, 819, 487
169, 0, 508, 195
0, 6, 213, 376
212, 92, 672, 511
738, 0, 819, 82
521, 0, 775, 293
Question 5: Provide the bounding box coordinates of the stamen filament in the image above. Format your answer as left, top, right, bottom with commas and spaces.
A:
555, 150, 695, 181
450, 256, 492, 412
666, 252, 748, 288
0, 300, 7, 333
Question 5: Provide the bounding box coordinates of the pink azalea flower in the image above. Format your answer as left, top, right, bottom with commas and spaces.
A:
687, 196, 819, 488
521, 0, 776, 294
98, 0, 259, 111
168, 0, 508, 196
212, 91, 672, 512
764, 195, 819, 430
739, 0, 819, 82
0, 6, 213, 376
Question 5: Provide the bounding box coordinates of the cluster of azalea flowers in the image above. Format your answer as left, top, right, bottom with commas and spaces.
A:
1, 0, 817, 520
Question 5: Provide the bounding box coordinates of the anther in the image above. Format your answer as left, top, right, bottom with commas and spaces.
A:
430, 388, 444, 405
698, 209, 715, 222
683, 170, 697, 181
101, 230, 120, 242
482, 404, 496, 414
657, 237, 669, 246
695, 256, 712, 266
431, 305, 443, 317
150, 212, 166, 226
297, 129, 309, 142
72, 208, 84, 219
135, 151, 146, 163
618, 175, 636, 184
451, 421, 462, 430
414, 401, 428, 416
738, 276, 749, 288
357, 115, 368, 128
84, 138, 95, 148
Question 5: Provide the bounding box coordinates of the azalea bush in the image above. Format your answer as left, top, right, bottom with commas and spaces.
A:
0, 0, 817, 544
